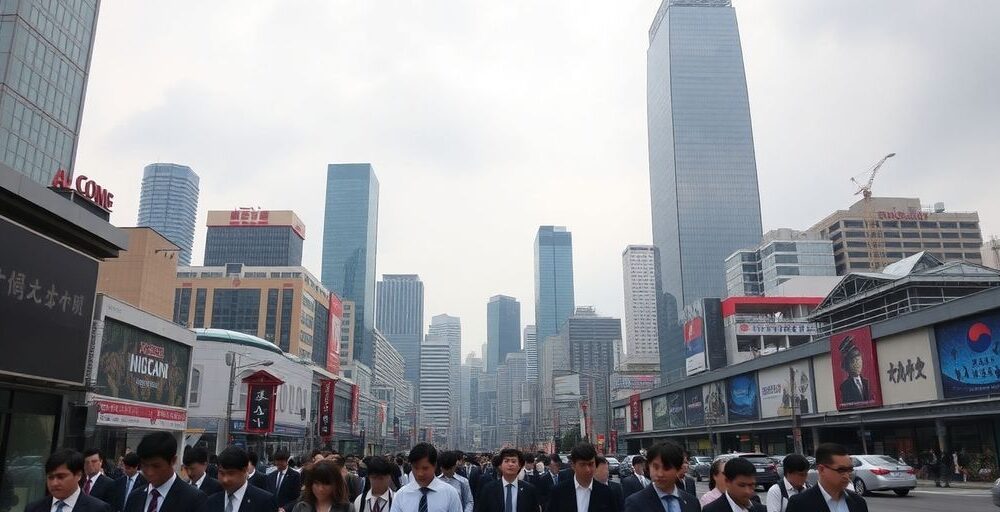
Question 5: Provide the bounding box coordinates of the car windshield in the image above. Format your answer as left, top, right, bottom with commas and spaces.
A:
866, 455, 905, 466
745, 456, 773, 465
607, 458, 619, 463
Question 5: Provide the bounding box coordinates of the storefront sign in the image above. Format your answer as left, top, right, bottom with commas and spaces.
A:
667, 392, 685, 428
758, 362, 812, 418
327, 295, 343, 374
609, 430, 618, 454
319, 379, 336, 440
50, 169, 114, 211
727, 373, 759, 421
702, 381, 727, 425
96, 319, 191, 407
685, 387, 704, 426
230, 420, 306, 437
831, 326, 883, 410
685, 316, 707, 376
936, 310, 1000, 398
350, 383, 360, 436
628, 393, 642, 432
95, 399, 186, 430
736, 322, 819, 336
243, 371, 284, 434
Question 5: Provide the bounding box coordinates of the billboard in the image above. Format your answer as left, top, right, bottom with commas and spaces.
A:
327, 294, 343, 374
667, 392, 685, 428
877, 329, 938, 405
554, 374, 581, 401
96, 318, 192, 407
702, 381, 727, 425
651, 395, 669, 431
831, 326, 883, 410
629, 393, 643, 432
736, 322, 819, 336
684, 387, 704, 426
758, 361, 812, 418
936, 310, 1000, 398
727, 373, 759, 422
684, 316, 707, 376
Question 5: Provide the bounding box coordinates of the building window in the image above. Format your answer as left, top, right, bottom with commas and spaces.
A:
942, 232, 960, 239
883, 231, 900, 238
189, 368, 201, 406
845, 231, 865, 238
843, 220, 864, 228
960, 231, 980, 239
959, 222, 978, 229
903, 242, 922, 248
280, 289, 294, 351
194, 289, 207, 328
211, 289, 261, 335
902, 232, 919, 238
885, 242, 901, 248
922, 232, 940, 238
847, 251, 868, 258
919, 221, 938, 229
945, 253, 963, 259
900, 221, 918, 228
939, 222, 958, 229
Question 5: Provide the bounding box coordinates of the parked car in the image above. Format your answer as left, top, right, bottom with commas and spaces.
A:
619, 454, 641, 479
849, 454, 916, 496
607, 457, 621, 476
691, 456, 713, 481
992, 477, 1000, 507
715, 453, 781, 490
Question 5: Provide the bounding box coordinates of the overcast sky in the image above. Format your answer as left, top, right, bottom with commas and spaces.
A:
76, 1, 1000, 359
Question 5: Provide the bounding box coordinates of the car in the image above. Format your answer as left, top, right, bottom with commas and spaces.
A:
606, 457, 621, 475
715, 453, 781, 490
619, 454, 641, 479
690, 456, 713, 482
992, 477, 1000, 507
848, 454, 916, 496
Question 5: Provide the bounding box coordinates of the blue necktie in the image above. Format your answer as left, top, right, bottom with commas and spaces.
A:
419, 487, 430, 512
661, 494, 680, 512
55, 501, 66, 512
505, 483, 514, 512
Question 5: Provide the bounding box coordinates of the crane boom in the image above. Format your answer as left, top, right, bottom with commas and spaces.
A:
850, 153, 896, 271
851, 152, 896, 198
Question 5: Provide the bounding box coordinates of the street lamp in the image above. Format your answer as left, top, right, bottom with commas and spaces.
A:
219, 351, 274, 453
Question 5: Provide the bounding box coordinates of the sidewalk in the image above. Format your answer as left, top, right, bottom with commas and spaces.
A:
916, 478, 994, 489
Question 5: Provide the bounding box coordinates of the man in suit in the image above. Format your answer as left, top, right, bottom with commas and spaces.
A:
246, 453, 267, 490
838, 337, 872, 404
675, 452, 697, 496
546, 443, 618, 512
701, 458, 765, 512
208, 447, 276, 512
438, 451, 475, 512
183, 447, 224, 496
474, 448, 540, 512
786, 444, 868, 512
25, 449, 113, 512
593, 457, 623, 512
618, 456, 648, 499
266, 449, 301, 507
123, 432, 208, 512
534, 455, 562, 510
111, 453, 146, 512
82, 449, 118, 507
623, 442, 698, 512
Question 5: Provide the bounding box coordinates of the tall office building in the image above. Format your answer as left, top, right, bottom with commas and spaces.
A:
427, 314, 461, 446
647, 0, 763, 312
419, 337, 452, 446
560, 307, 621, 443
622, 245, 664, 362
203, 209, 305, 266
523, 325, 538, 381
486, 295, 521, 372
376, 274, 425, 383
0, 1, 99, 186
322, 163, 379, 365
137, 163, 200, 266
534, 226, 576, 346
724, 229, 835, 297
496, 351, 528, 447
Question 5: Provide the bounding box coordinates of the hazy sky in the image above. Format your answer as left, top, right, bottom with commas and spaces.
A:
76, 1, 1000, 359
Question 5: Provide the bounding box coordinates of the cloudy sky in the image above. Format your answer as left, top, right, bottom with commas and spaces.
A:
76, 1, 1000, 359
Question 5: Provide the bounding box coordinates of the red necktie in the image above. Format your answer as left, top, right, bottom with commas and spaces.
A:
84, 478, 92, 495
147, 489, 161, 512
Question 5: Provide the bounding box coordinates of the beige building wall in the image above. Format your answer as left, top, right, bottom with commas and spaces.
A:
97, 227, 178, 321
876, 328, 939, 405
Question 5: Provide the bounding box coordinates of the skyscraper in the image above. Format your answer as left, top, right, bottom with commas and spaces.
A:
427, 314, 461, 446
486, 295, 521, 372
534, 226, 575, 346
523, 325, 538, 381
203, 209, 305, 266
622, 245, 664, 362
563, 307, 621, 443
376, 274, 425, 383
322, 163, 379, 366
137, 163, 200, 266
647, 0, 763, 312
418, 337, 451, 446
0, 0, 99, 186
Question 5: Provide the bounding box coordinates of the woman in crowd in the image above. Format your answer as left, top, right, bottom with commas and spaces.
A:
699, 459, 727, 507
292, 460, 356, 512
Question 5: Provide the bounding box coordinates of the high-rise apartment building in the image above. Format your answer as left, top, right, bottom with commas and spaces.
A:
418, 337, 452, 445
486, 295, 521, 372
523, 325, 538, 381
427, 314, 461, 446
137, 163, 200, 266
647, 0, 763, 312
0, 0, 99, 185
724, 229, 836, 297
322, 163, 379, 366
622, 245, 664, 363
376, 274, 424, 383
203, 209, 305, 267
534, 226, 575, 346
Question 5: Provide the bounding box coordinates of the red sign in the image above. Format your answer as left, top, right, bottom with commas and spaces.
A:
629, 393, 643, 432
596, 434, 606, 454
609, 430, 618, 454
327, 294, 342, 374
243, 370, 284, 434
350, 383, 360, 436
95, 399, 186, 430
831, 326, 883, 411
50, 169, 114, 211
318, 379, 336, 440
878, 210, 929, 221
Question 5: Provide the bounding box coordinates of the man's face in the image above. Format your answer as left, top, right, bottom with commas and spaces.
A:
275, 459, 288, 471
679, 457, 689, 478
123, 465, 139, 478
549, 460, 561, 474
140, 457, 176, 487
594, 463, 609, 483
184, 462, 206, 481
572, 459, 595, 487
442, 465, 456, 477
849, 355, 863, 376
369, 474, 390, 495
727, 475, 757, 507
411, 458, 436, 487
84, 454, 102, 477
218, 467, 248, 494
46, 465, 81, 500
785, 469, 808, 489
819, 455, 853, 493
501, 457, 521, 480
632, 462, 645, 477
647, 458, 677, 492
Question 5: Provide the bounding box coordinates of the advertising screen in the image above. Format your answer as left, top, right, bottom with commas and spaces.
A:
684, 387, 704, 426
96, 318, 191, 407
667, 392, 685, 428
758, 361, 812, 418
684, 316, 707, 376
831, 326, 883, 410
936, 310, 1000, 398
727, 372, 759, 422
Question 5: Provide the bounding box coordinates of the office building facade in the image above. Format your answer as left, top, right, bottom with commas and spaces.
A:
419, 337, 452, 445
376, 274, 424, 383
561, 307, 622, 442
534, 226, 576, 346
137, 163, 200, 266
623, 245, 664, 362
427, 314, 461, 445
486, 295, 521, 372
497, 351, 529, 447
523, 325, 538, 381
647, 0, 763, 312
725, 229, 836, 297
203, 209, 305, 267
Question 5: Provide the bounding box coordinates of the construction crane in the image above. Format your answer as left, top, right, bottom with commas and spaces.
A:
850, 153, 896, 272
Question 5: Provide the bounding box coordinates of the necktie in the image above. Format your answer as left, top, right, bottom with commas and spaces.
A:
372, 497, 383, 512
419, 488, 430, 512
126, 477, 134, 499
84, 478, 92, 495
277, 472, 283, 491
225, 494, 236, 512
505, 484, 514, 512
55, 500, 66, 512
147, 489, 161, 512
661, 494, 679, 512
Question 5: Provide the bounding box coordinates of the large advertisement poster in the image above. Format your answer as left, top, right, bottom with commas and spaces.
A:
651, 395, 669, 431
727, 373, 759, 422
685, 387, 704, 426
702, 381, 727, 425
685, 316, 707, 376
327, 295, 343, 375
667, 392, 685, 428
758, 362, 812, 418
936, 310, 1000, 398
96, 318, 191, 407
629, 393, 643, 432
831, 326, 883, 410
318, 379, 335, 440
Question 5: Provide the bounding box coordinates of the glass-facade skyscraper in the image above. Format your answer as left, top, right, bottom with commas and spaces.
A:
376, 274, 424, 384
647, 0, 763, 312
137, 163, 200, 266
534, 226, 575, 346
486, 295, 521, 372
203, 210, 305, 267
0, 0, 99, 186
322, 163, 379, 366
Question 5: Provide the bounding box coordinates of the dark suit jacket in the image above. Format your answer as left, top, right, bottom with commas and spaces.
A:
534, 473, 558, 509
474, 479, 541, 512
546, 479, 618, 512
623, 485, 698, 512
618, 477, 642, 499
266, 470, 302, 506
605, 482, 623, 512
85, 474, 119, 506
675, 477, 696, 496
468, 466, 483, 499
247, 472, 268, 491
112, 475, 148, 512
124, 476, 208, 512
195, 477, 224, 497
785, 485, 868, 512
839, 376, 871, 404
556, 469, 573, 485
702, 494, 764, 512
26, 492, 114, 512
206, 483, 276, 512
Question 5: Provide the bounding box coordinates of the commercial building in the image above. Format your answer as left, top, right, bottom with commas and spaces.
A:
487, 295, 521, 372
97, 227, 180, 320
371, 329, 415, 450
497, 351, 530, 448
203, 209, 306, 267
477, 371, 498, 450
647, 0, 763, 312
419, 337, 452, 446
427, 314, 462, 446
983, 236, 1000, 269
535, 226, 576, 345
0, 0, 99, 186
725, 229, 836, 297
376, 274, 424, 383
807, 197, 984, 274
137, 163, 199, 266
322, 163, 379, 366
524, 325, 538, 381
623, 245, 664, 363
339, 300, 357, 366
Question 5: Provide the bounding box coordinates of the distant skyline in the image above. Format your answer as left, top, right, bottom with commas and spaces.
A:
76, 1, 1000, 358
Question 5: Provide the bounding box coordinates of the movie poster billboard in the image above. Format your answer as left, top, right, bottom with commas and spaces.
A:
684, 316, 707, 376
96, 318, 191, 407
684, 387, 704, 426
727, 373, 759, 422
702, 381, 727, 425
758, 361, 812, 418
667, 392, 685, 428
652, 395, 669, 431
936, 310, 1000, 398
831, 326, 883, 410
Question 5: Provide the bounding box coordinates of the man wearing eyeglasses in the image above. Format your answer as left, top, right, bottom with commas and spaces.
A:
785, 444, 868, 512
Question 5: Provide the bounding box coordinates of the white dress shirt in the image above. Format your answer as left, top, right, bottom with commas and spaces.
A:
574, 478, 592, 512
85, 473, 103, 494
818, 483, 849, 512
144, 473, 178, 512
724, 492, 750, 512
765, 478, 806, 512
501, 477, 518, 512
388, 477, 463, 512
192, 473, 207, 488
225, 481, 249, 512
51, 487, 81, 512
353, 489, 394, 512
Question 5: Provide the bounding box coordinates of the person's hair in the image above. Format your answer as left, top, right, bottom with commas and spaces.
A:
408, 443, 438, 466
595, 455, 608, 467
303, 460, 349, 505
708, 459, 726, 490
82, 448, 102, 460
122, 452, 141, 468
499, 448, 524, 466
570, 443, 597, 463
492, 454, 502, 469
136, 432, 177, 462
248, 452, 259, 466
549, 454, 561, 465
525, 454, 535, 464
183, 446, 209, 466
273, 449, 290, 462
439, 451, 459, 470
218, 447, 250, 471
783, 454, 810, 474
366, 456, 393, 477
209, 454, 218, 464
645, 441, 684, 470
46, 449, 84, 474
815, 443, 849, 466
723, 457, 756, 480
631, 455, 646, 466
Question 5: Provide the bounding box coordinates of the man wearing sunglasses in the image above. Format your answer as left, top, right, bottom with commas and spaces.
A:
786, 444, 867, 512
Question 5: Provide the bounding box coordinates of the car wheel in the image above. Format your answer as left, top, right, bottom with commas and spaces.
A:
893, 489, 910, 497
853, 478, 868, 496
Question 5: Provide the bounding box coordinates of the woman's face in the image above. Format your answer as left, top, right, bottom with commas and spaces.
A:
311, 482, 333, 501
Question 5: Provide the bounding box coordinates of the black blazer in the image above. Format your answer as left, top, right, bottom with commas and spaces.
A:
266, 470, 301, 506
675, 477, 696, 496
26, 492, 114, 512
785, 485, 868, 512
206, 484, 276, 512
112, 475, 148, 512
618, 477, 643, 499
124, 476, 208, 512
839, 376, 872, 404
247, 473, 268, 491
623, 485, 699, 512
195, 477, 224, 497
546, 479, 619, 512
85, 474, 119, 506
556, 469, 574, 485
702, 494, 764, 512
474, 479, 541, 512
534, 473, 558, 508
605, 482, 623, 512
